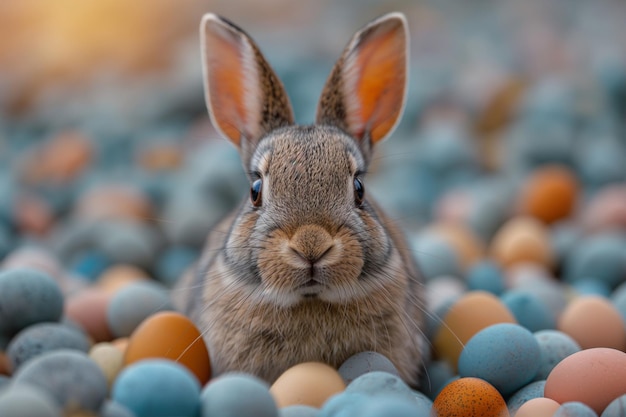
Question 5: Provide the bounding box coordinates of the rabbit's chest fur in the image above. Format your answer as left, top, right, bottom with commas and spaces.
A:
193, 241, 422, 385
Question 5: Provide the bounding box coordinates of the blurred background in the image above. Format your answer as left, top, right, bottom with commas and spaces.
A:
0, 0, 625, 286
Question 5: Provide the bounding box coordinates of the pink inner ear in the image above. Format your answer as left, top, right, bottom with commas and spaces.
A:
343, 23, 407, 144
203, 22, 261, 147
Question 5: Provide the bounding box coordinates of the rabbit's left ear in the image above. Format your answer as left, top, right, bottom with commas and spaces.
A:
316, 12, 409, 146
200, 14, 294, 158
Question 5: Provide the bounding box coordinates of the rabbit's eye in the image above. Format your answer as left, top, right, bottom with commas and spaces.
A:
353, 177, 364, 206
250, 178, 263, 207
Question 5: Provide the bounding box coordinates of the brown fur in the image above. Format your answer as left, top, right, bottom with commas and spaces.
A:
175, 12, 426, 387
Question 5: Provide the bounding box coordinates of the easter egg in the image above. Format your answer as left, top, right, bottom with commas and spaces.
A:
545, 347, 626, 414
557, 295, 626, 350
514, 397, 560, 417
0, 384, 61, 417
458, 323, 541, 396
112, 359, 201, 417
7, 322, 91, 371
13, 349, 108, 413
432, 377, 509, 417
201, 373, 278, 417
124, 311, 211, 385
433, 291, 516, 370
338, 351, 400, 384
490, 216, 554, 269
270, 362, 345, 408
64, 287, 113, 342
518, 164, 579, 224
106, 280, 173, 338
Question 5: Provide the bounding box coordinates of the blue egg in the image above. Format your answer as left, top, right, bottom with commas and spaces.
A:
359, 395, 428, 417
458, 323, 541, 396
338, 352, 400, 385
507, 380, 545, 415
0, 384, 61, 417
318, 392, 368, 417
100, 400, 136, 417
7, 322, 91, 371
554, 401, 598, 417
601, 394, 626, 417
106, 281, 173, 338
345, 371, 413, 400
155, 245, 198, 287
410, 233, 461, 281
200, 373, 278, 417
501, 290, 556, 332
279, 405, 319, 417
533, 330, 581, 381
13, 349, 108, 413
466, 260, 506, 296
0, 268, 64, 337
572, 279, 612, 297
564, 232, 626, 290
70, 250, 111, 282
112, 359, 201, 417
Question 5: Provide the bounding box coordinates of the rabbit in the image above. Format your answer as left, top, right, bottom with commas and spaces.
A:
173, 11, 426, 387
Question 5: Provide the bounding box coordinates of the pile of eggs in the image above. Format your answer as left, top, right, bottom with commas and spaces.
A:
1, 3, 626, 417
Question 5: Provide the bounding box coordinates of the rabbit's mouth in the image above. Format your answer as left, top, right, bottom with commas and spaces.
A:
297, 279, 326, 298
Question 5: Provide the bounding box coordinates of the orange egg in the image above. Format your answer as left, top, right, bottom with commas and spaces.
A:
518, 164, 579, 224
97, 264, 149, 294
270, 362, 345, 408
545, 347, 626, 415
124, 311, 211, 385
557, 295, 626, 350
0, 351, 11, 375
433, 377, 509, 417
490, 216, 554, 270
514, 397, 560, 417
433, 291, 516, 370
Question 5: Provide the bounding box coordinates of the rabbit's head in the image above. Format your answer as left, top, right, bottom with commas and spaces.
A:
200, 13, 409, 308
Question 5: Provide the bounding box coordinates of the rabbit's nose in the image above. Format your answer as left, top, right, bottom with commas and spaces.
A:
289, 224, 335, 265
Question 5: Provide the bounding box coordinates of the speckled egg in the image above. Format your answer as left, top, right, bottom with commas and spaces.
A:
0, 268, 64, 337
124, 311, 210, 384
7, 322, 91, 371
337, 351, 400, 384
534, 329, 581, 380
280, 405, 319, 417
432, 377, 509, 417
458, 323, 541, 396
507, 380, 546, 415
433, 291, 517, 370
201, 373, 278, 417
12, 349, 108, 413
345, 371, 414, 401
112, 359, 201, 417
545, 347, 626, 414
270, 362, 345, 408
557, 295, 626, 350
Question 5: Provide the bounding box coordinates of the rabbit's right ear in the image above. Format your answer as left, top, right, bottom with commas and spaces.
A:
316, 13, 409, 151
200, 14, 294, 159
